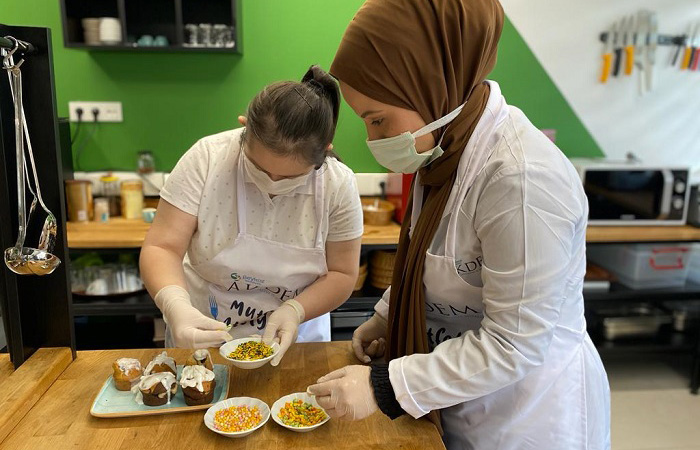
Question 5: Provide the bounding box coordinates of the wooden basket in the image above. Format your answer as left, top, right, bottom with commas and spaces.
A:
369, 272, 393, 289
370, 250, 397, 270
361, 198, 396, 226
369, 250, 396, 289
354, 260, 368, 291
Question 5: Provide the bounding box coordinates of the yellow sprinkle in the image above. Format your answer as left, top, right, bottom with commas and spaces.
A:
278, 399, 327, 427
228, 341, 273, 361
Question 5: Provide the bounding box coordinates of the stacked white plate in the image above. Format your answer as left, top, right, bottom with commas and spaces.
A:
99, 17, 122, 45
82, 17, 101, 45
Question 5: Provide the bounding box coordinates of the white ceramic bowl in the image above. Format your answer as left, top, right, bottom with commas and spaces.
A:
271, 392, 330, 432
204, 397, 270, 438
219, 337, 280, 370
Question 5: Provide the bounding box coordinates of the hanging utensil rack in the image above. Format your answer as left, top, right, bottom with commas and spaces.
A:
0, 24, 75, 368
0, 36, 35, 54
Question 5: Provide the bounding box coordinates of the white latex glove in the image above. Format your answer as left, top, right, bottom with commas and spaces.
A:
307, 365, 378, 421
352, 314, 387, 363
262, 299, 304, 367
154, 285, 232, 349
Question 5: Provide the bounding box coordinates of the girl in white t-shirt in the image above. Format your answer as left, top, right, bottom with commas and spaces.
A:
140, 66, 363, 365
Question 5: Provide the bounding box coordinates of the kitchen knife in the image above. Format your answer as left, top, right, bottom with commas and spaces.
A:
612, 19, 623, 77
601, 22, 615, 83
624, 15, 636, 75
681, 24, 693, 70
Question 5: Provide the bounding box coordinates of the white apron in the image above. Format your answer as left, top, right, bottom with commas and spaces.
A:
169, 152, 330, 345
411, 83, 609, 449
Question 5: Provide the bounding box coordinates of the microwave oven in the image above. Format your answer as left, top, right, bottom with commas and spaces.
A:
571, 159, 690, 226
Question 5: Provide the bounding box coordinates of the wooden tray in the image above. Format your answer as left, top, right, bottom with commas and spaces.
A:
90, 364, 230, 418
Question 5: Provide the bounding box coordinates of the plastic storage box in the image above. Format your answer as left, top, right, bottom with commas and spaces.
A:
587, 243, 692, 289
689, 244, 700, 285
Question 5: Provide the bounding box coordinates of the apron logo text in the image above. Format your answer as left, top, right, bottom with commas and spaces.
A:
455, 256, 483, 275
230, 272, 265, 286
223, 299, 269, 331
426, 301, 481, 317
427, 327, 463, 347
226, 281, 301, 301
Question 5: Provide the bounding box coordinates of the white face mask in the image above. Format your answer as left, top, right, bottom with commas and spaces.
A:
366, 103, 466, 174
242, 151, 312, 195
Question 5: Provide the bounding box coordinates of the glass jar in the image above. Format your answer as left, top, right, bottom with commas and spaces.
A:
64, 179, 93, 222
120, 180, 144, 219
93, 197, 110, 223
137, 150, 155, 174
100, 174, 121, 217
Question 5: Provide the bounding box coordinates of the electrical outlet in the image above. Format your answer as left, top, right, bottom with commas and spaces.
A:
355, 173, 389, 196
68, 101, 123, 122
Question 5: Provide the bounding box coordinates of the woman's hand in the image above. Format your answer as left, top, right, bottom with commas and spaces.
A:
155, 285, 232, 348
352, 314, 387, 363
307, 365, 378, 420
262, 300, 305, 366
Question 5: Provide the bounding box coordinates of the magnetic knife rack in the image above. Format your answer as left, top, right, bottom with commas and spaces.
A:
599, 32, 686, 47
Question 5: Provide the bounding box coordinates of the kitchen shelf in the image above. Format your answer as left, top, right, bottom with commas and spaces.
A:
66, 220, 700, 250
59, 0, 241, 54
72, 291, 158, 316
63, 43, 240, 53
584, 282, 700, 303
590, 326, 698, 355
64, 213, 700, 391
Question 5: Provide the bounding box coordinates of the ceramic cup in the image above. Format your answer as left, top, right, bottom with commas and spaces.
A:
153, 35, 169, 47
142, 207, 156, 223
82, 17, 101, 45
137, 35, 154, 46
99, 17, 122, 44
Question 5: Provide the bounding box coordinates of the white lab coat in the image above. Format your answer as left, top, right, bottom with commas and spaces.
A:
376, 81, 611, 450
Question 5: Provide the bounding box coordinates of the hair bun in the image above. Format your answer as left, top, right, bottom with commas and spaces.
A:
306, 78, 325, 92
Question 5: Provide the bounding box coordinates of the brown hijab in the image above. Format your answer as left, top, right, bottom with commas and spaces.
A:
331, 0, 503, 430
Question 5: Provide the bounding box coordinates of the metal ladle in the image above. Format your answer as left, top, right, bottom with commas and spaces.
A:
2, 38, 60, 276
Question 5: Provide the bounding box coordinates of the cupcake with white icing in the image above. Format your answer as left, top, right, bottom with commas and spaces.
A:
133, 372, 178, 406
179, 365, 217, 406
143, 351, 176, 376
185, 349, 214, 371
112, 358, 142, 391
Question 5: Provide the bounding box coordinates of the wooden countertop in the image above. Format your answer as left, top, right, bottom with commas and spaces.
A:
0, 348, 73, 445
0, 354, 14, 382
66, 218, 403, 249
67, 218, 151, 249
586, 225, 700, 243
0, 343, 444, 450
67, 217, 700, 249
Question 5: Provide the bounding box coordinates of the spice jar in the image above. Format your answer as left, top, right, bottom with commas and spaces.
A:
94, 197, 110, 223
137, 150, 156, 174
64, 179, 93, 222
120, 180, 144, 219
100, 174, 121, 217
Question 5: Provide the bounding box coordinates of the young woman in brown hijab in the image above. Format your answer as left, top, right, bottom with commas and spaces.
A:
307, 1, 611, 449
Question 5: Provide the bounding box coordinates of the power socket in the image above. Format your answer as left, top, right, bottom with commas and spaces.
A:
69, 101, 123, 122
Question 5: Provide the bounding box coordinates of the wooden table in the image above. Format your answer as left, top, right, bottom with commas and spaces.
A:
0, 343, 444, 450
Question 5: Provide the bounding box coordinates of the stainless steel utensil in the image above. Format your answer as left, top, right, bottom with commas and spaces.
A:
22, 93, 57, 253
2, 38, 60, 276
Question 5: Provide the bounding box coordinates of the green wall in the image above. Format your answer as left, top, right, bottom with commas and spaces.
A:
2, 0, 602, 173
